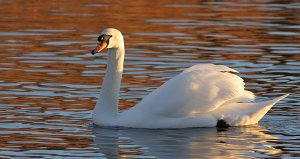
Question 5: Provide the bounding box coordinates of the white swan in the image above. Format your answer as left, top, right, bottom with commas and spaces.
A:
91, 28, 288, 128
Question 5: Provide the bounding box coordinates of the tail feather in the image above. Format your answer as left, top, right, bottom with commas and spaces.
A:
212, 94, 289, 126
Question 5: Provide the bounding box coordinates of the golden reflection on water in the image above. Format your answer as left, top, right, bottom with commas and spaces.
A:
0, 0, 299, 158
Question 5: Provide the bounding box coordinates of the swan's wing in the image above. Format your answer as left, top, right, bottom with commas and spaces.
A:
131, 64, 252, 118
183, 63, 239, 74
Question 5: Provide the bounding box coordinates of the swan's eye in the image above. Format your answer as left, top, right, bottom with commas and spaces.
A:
97, 35, 104, 42
97, 34, 112, 43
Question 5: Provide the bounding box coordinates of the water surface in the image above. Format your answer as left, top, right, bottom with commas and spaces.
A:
0, 0, 299, 158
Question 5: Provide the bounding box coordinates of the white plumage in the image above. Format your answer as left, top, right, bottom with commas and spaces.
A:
91, 28, 288, 129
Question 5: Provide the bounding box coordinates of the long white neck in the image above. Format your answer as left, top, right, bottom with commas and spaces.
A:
93, 46, 125, 125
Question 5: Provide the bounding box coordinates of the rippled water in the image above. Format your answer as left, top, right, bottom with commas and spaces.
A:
0, 0, 299, 158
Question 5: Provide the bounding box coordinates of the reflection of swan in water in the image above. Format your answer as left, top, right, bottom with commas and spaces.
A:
92, 126, 280, 159
91, 28, 288, 128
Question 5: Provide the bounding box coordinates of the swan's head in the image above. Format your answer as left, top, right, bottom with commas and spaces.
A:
91, 28, 124, 55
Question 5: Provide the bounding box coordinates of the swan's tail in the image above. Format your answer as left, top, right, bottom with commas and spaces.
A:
213, 94, 289, 126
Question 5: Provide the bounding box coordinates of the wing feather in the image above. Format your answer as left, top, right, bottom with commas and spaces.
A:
131, 64, 249, 118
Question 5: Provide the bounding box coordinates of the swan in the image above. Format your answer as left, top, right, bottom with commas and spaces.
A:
90, 28, 288, 128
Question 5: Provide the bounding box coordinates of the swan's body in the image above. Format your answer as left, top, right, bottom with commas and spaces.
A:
91, 28, 288, 128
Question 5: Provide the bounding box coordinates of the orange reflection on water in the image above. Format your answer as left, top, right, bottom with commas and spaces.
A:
0, 0, 299, 158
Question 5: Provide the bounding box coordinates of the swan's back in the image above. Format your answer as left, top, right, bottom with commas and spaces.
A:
118, 64, 270, 128
130, 64, 248, 115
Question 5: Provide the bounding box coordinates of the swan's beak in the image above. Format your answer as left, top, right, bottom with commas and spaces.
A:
91, 41, 108, 55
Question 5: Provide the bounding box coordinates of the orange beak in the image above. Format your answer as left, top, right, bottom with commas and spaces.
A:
91, 41, 108, 55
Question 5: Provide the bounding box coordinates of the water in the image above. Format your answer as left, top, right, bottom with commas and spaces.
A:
0, 0, 299, 158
